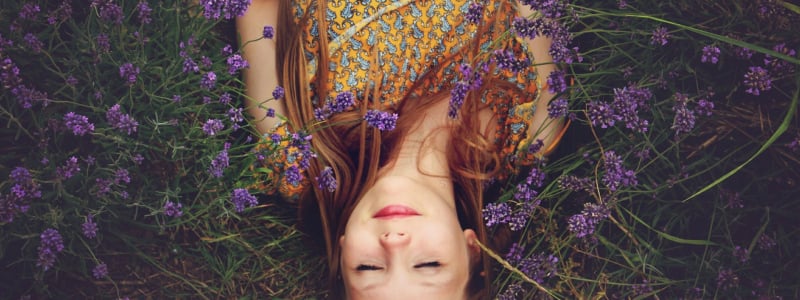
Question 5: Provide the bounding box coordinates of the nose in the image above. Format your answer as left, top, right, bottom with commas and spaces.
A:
380, 232, 410, 249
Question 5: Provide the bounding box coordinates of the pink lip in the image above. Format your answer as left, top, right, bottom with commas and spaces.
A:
373, 205, 420, 219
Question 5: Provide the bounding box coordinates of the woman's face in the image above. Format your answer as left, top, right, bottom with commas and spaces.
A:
340, 176, 478, 300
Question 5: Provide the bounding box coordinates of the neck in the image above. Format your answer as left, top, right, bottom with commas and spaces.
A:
378, 98, 454, 203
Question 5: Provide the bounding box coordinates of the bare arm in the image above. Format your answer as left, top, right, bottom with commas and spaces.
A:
236, 0, 285, 135
516, 3, 566, 154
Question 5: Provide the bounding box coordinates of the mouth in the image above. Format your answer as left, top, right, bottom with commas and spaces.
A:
373, 205, 420, 219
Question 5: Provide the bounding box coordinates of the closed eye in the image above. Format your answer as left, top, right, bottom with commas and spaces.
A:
356, 264, 382, 271
414, 261, 441, 268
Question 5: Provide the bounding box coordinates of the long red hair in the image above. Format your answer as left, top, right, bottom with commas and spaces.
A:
275, 0, 521, 298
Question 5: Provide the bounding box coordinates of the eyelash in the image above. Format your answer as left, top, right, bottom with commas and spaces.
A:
355, 261, 441, 271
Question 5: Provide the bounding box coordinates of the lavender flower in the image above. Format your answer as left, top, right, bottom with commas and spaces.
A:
696, 98, 714, 117
602, 150, 637, 191
19, 3, 41, 20
483, 202, 512, 227
517, 252, 559, 284
23, 33, 43, 53
650, 26, 670, 46
701, 45, 721, 64
716, 268, 739, 290
96, 34, 110, 53
231, 188, 258, 213
119, 63, 140, 85
465, 2, 484, 24
497, 283, 523, 300
163, 201, 183, 217
272, 85, 285, 99
764, 43, 796, 75
494, 50, 530, 74
183, 58, 199, 73
200, 0, 252, 20
547, 70, 568, 94
568, 203, 610, 238
266, 108, 275, 118
65, 76, 78, 86
743, 66, 772, 96
37, 228, 64, 271
330, 91, 355, 113
64, 112, 95, 136
200, 71, 217, 90
82, 214, 98, 239
448, 82, 470, 118
587, 100, 617, 129
632, 280, 654, 297
202, 119, 224, 136
114, 169, 131, 185
548, 97, 568, 118
56, 156, 80, 179
92, 1, 124, 25
208, 143, 230, 178
11, 84, 49, 109
106, 104, 139, 135
92, 262, 108, 279
263, 25, 275, 39
732, 245, 749, 263
364, 110, 398, 131
316, 166, 337, 192
284, 165, 303, 186
1, 167, 41, 223
558, 175, 591, 192
226, 53, 249, 75
735, 47, 754, 59
757, 233, 776, 251
519, 0, 568, 19
227, 107, 244, 124
136, 1, 153, 24
671, 92, 696, 136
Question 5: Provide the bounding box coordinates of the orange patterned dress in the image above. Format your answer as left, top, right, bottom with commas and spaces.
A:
254, 0, 562, 199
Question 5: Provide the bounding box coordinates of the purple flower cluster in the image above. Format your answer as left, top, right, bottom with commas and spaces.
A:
743, 66, 772, 96
231, 188, 258, 213
547, 97, 568, 118
505, 244, 559, 284
64, 112, 95, 136
272, 85, 285, 99
497, 283, 523, 300
136, 1, 153, 24
631, 280, 654, 297
263, 25, 275, 39
93, 262, 109, 279
493, 50, 530, 74
316, 166, 338, 192
547, 70, 568, 94
465, 2, 484, 24
449, 63, 487, 118
106, 104, 139, 135
226, 53, 249, 75
37, 228, 64, 271
757, 233, 776, 251
602, 150, 637, 191
316, 91, 356, 120
96, 33, 111, 53
519, 0, 568, 19
18, 3, 40, 20
732, 245, 749, 263
567, 203, 610, 238
202, 119, 224, 136
47, 1, 73, 25
119, 63, 140, 85
163, 201, 183, 217
200, 0, 252, 20
511, 13, 581, 64
82, 214, 99, 239
56, 156, 80, 179
1, 167, 41, 223
671, 92, 696, 136
364, 109, 398, 131
764, 43, 796, 76
716, 268, 739, 290
208, 143, 231, 178
200, 71, 217, 90
91, 0, 124, 25
558, 174, 591, 192
701, 45, 721, 64
650, 26, 670, 46
23, 33, 43, 53
587, 85, 652, 133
